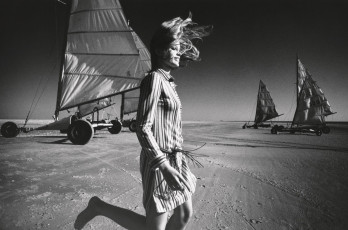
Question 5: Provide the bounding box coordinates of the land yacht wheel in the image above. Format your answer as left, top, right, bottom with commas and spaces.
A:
108, 120, 122, 134
271, 127, 278, 134
129, 120, 137, 132
1, 122, 19, 138
316, 129, 323, 136
322, 126, 330, 134
67, 120, 94, 145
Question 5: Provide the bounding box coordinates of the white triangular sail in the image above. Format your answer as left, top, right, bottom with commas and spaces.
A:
56, 0, 146, 115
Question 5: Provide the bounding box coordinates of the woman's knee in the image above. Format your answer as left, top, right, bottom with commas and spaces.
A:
181, 209, 192, 224
179, 200, 193, 224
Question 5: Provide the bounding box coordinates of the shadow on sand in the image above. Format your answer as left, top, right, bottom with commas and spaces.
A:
38, 139, 71, 144
74, 196, 145, 230
207, 136, 348, 154
35, 135, 107, 144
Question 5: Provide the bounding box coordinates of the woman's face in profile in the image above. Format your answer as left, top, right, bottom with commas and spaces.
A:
160, 41, 181, 69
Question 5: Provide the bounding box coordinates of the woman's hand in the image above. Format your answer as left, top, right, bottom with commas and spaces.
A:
158, 161, 191, 192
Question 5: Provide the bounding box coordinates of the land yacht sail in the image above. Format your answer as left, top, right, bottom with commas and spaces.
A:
292, 59, 335, 126
1, 0, 150, 144
243, 80, 282, 129
55, 0, 146, 118
271, 57, 336, 135
76, 27, 150, 126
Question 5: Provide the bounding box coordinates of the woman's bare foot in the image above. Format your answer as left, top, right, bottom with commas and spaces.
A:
74, 196, 101, 229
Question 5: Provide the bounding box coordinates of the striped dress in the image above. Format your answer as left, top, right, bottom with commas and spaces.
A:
136, 69, 196, 213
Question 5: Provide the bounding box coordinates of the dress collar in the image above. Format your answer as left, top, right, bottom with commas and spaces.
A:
157, 69, 175, 82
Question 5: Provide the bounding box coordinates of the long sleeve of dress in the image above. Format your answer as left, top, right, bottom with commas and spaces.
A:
136, 73, 167, 170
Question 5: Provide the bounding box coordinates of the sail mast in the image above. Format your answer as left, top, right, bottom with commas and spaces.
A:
54, 1, 72, 120
253, 80, 261, 123
120, 92, 125, 121
296, 54, 299, 100
291, 54, 299, 127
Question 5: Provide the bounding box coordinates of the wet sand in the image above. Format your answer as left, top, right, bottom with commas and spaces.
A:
1, 121, 348, 229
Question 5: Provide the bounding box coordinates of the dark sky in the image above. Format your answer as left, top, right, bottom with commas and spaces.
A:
1, 0, 347, 121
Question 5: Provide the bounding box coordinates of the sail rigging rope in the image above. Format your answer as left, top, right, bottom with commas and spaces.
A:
24, 0, 61, 127
247, 90, 258, 124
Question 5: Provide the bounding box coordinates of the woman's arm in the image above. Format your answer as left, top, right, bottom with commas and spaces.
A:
136, 73, 167, 170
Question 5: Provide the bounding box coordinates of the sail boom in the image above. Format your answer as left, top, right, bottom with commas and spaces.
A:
68, 30, 134, 34
79, 102, 116, 118
71, 8, 122, 15
66, 53, 139, 56
64, 72, 142, 80
261, 113, 283, 122
264, 113, 284, 119
59, 86, 140, 112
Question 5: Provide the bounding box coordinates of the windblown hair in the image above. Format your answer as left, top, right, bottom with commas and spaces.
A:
150, 13, 212, 69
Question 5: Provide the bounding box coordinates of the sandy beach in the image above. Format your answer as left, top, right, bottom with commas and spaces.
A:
1, 120, 348, 230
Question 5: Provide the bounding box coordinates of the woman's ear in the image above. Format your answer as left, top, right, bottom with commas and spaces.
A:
155, 48, 167, 58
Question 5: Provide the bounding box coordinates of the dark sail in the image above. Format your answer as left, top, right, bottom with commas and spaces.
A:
254, 80, 281, 125
293, 63, 335, 125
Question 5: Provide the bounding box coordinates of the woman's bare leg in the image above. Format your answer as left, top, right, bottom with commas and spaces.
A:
145, 199, 169, 230
74, 196, 146, 230
165, 198, 193, 230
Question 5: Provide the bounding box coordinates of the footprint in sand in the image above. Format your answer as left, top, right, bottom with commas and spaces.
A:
250, 219, 262, 224
240, 185, 247, 189
98, 167, 110, 177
